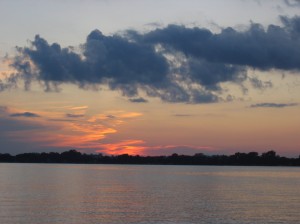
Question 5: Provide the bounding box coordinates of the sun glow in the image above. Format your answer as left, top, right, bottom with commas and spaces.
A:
97, 139, 146, 155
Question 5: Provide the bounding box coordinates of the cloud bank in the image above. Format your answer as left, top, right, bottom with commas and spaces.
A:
4, 16, 300, 103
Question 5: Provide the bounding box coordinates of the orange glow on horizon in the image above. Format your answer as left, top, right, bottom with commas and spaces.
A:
2, 105, 144, 151
3, 103, 300, 157
97, 139, 146, 155
95, 141, 217, 156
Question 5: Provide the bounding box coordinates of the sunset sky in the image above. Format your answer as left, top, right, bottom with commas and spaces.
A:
0, 0, 300, 156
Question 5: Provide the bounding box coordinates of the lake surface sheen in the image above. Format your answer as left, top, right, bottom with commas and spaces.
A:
0, 164, 299, 224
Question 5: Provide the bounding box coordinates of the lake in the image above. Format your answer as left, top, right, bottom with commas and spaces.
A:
0, 164, 299, 224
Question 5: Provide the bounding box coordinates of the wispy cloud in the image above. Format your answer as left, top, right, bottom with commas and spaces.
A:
118, 112, 143, 119
47, 111, 143, 149
0, 105, 144, 153
129, 97, 148, 103
250, 103, 298, 108
173, 114, 195, 117
70, 106, 88, 110
65, 113, 85, 118
88, 111, 142, 123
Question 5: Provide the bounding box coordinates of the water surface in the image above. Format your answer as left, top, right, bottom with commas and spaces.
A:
0, 164, 299, 224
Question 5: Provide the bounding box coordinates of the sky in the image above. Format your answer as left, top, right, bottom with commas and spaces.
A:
0, 0, 300, 156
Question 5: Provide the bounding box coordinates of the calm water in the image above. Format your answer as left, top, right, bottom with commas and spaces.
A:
0, 164, 299, 224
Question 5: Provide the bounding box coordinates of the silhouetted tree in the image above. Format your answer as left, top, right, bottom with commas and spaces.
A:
261, 150, 278, 165
0, 149, 299, 166
61, 149, 82, 163
0, 153, 14, 162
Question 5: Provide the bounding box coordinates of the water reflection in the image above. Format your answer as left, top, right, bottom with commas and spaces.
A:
0, 164, 299, 224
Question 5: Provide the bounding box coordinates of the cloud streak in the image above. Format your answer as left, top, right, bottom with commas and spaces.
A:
4, 16, 300, 103
10, 112, 40, 118
65, 113, 85, 118
129, 97, 148, 103
250, 103, 298, 108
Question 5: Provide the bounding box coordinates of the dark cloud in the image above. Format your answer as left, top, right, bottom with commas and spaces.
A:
129, 97, 148, 103
11, 31, 169, 95
84, 30, 169, 94
249, 77, 273, 90
187, 58, 247, 89
5, 16, 300, 103
65, 113, 84, 118
143, 18, 300, 70
10, 31, 220, 103
250, 103, 298, 108
284, 0, 300, 7
280, 16, 300, 36
10, 112, 40, 117
10, 112, 40, 118
144, 83, 219, 103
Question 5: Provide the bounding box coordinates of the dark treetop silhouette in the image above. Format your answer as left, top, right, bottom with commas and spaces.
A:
0, 150, 300, 166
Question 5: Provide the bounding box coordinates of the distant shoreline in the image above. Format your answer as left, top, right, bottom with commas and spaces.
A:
1, 149, 299, 166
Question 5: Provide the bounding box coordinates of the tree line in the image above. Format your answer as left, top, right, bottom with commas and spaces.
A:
0, 149, 300, 166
